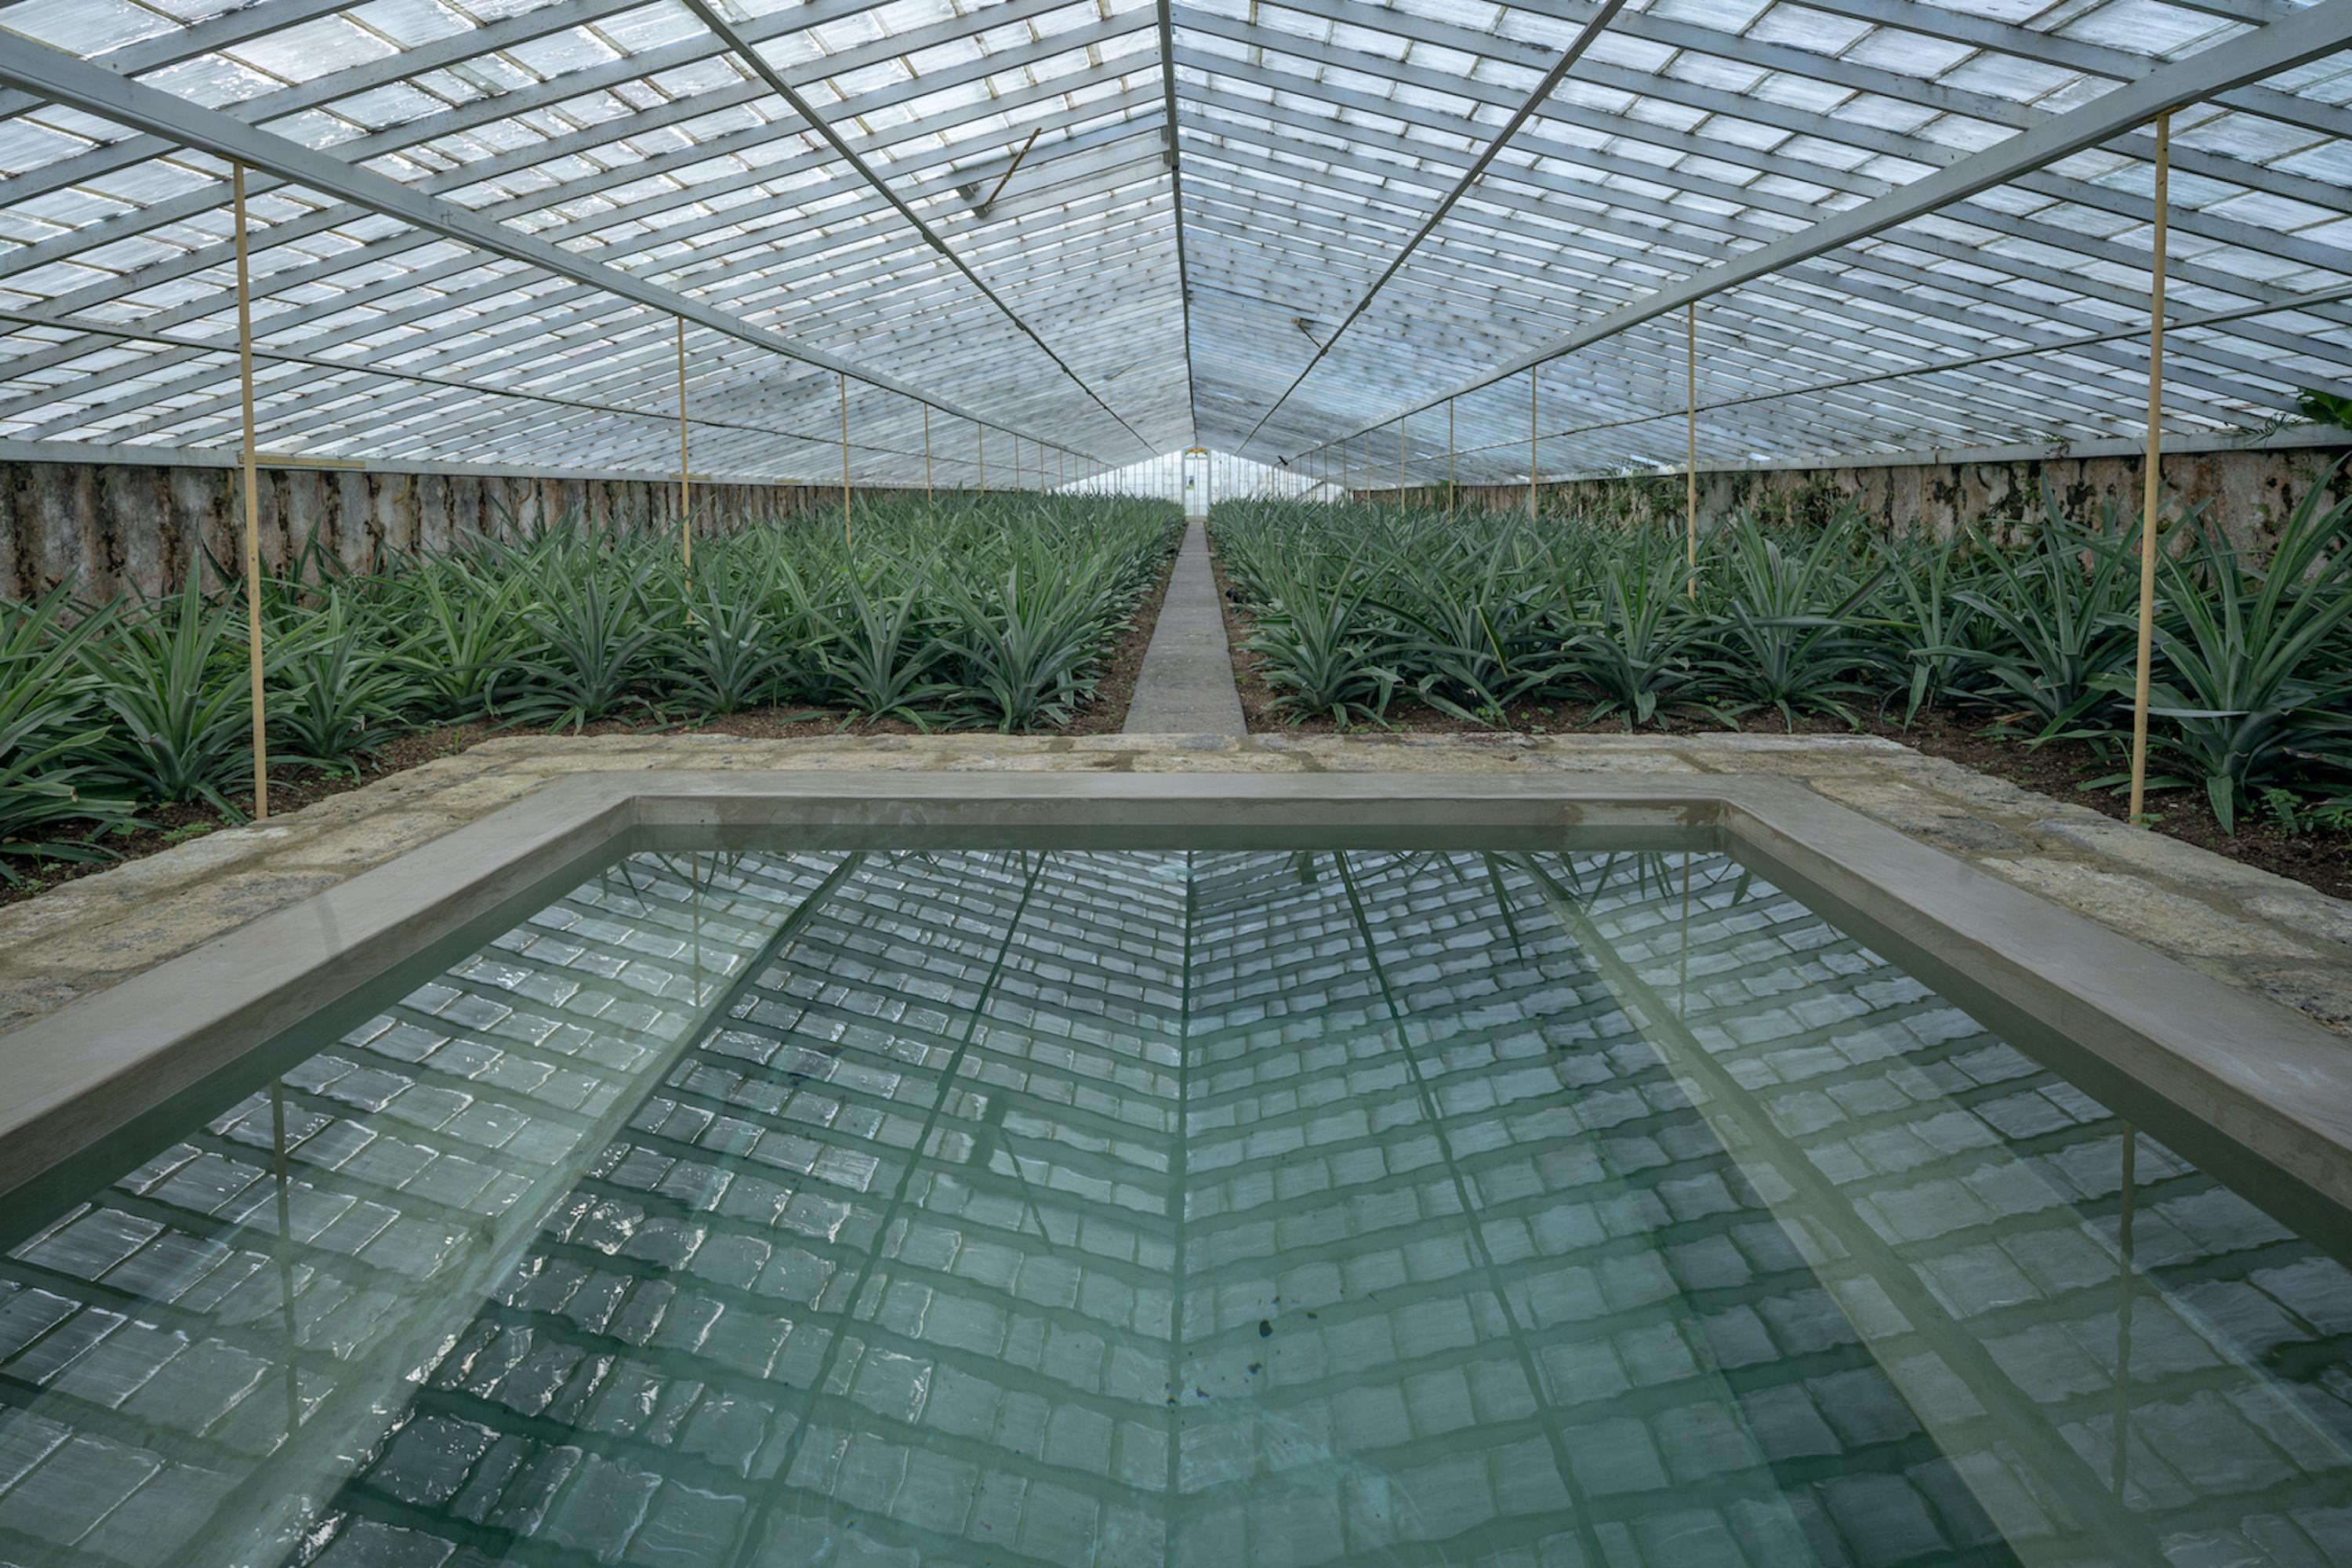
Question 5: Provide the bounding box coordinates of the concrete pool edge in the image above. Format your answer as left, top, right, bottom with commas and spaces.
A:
1, 768, 2346, 1213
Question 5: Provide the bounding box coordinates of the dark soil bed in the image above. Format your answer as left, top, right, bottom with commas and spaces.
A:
1207, 539, 2352, 902
2, 533, 1181, 910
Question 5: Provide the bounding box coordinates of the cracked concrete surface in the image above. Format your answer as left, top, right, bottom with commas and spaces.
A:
4, 729, 2350, 1039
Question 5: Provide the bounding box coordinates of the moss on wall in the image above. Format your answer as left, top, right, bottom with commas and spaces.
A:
1387, 442, 2350, 551
0, 463, 920, 599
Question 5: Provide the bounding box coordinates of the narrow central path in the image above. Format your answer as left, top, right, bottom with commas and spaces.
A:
1123, 518, 1247, 734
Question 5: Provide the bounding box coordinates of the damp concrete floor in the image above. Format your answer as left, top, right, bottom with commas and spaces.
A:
1122, 521, 1246, 735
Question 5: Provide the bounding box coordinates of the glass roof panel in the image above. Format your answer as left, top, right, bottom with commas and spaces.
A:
0, 0, 2339, 481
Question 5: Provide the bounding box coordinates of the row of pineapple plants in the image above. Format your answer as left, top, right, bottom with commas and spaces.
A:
1, 493, 1178, 881
1214, 469, 2352, 833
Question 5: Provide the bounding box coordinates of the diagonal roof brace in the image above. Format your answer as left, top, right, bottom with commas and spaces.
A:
1228, 0, 1635, 456
677, 0, 1159, 458
1294, 0, 2352, 463
0, 305, 961, 469
0, 36, 1114, 466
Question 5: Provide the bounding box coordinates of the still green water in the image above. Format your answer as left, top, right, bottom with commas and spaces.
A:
1, 841, 2347, 1566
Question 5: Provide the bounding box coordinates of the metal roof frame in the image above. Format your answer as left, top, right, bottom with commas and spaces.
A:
0, 0, 2343, 487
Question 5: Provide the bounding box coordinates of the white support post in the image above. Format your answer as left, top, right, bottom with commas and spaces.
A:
677, 317, 691, 590
2128, 112, 2172, 826
232, 162, 268, 821
1528, 367, 1539, 523
1686, 303, 1698, 598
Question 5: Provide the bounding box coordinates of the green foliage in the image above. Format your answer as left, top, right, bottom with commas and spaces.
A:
2098, 474, 2352, 830
2296, 387, 2352, 432
1, 494, 1178, 869
1212, 470, 2352, 835
0, 589, 140, 882
938, 527, 1160, 731
270, 589, 419, 776
1240, 554, 1399, 726
663, 562, 788, 717
1937, 492, 2144, 742
495, 546, 668, 731
78, 575, 265, 818
1570, 543, 1723, 731
1703, 514, 1892, 729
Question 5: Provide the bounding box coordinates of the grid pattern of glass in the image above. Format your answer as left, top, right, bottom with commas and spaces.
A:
0, 0, 2344, 487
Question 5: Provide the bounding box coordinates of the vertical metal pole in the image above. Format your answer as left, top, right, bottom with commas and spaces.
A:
978, 424, 986, 494
1447, 398, 1455, 519
2128, 111, 2171, 827
1686, 301, 1698, 599
676, 317, 690, 590
837, 372, 851, 547
1397, 416, 1405, 510
923, 403, 933, 513
233, 162, 268, 821
1528, 366, 1539, 524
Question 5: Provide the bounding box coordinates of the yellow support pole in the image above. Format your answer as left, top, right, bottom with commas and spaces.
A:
231, 162, 268, 822
676, 317, 691, 590
2129, 111, 2172, 827
1686, 301, 1698, 599
1528, 366, 1539, 524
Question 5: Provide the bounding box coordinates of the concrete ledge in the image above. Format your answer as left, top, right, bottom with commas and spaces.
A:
3, 768, 2347, 1221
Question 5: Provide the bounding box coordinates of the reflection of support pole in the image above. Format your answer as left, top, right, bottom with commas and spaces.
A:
2112, 1123, 2139, 1498
1519, 851, 2167, 1561
231, 162, 269, 821
270, 1079, 299, 1435
690, 850, 704, 1010
1676, 851, 1691, 1018
2128, 111, 2172, 826
1686, 302, 1698, 600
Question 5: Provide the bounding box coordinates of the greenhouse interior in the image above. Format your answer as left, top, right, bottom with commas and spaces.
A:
2, 0, 2352, 1563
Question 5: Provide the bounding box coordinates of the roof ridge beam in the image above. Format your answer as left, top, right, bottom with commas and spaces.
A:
1156, 0, 1200, 445
1225, 0, 1635, 451
676, 0, 1157, 457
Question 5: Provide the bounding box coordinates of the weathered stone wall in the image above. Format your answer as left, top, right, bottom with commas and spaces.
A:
1396, 440, 2352, 548
0, 461, 924, 601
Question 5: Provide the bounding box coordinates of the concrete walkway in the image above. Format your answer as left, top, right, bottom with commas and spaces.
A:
5, 731, 2351, 1040
1123, 519, 1246, 734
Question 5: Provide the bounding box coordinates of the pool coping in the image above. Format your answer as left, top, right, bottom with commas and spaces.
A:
1, 768, 2345, 1211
